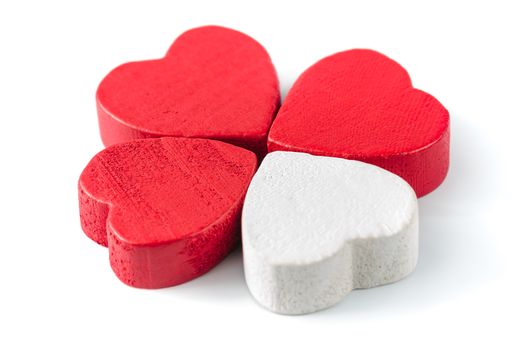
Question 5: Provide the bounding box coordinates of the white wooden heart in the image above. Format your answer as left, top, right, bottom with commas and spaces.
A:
242, 151, 418, 314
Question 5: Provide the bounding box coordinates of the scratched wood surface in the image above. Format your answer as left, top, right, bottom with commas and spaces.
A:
78, 137, 257, 288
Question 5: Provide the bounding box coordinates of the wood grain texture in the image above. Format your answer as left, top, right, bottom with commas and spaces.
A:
78, 137, 257, 288
97, 25, 280, 159
267, 49, 450, 197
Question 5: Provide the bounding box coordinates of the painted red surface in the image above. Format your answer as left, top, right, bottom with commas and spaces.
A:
97, 26, 280, 159
78, 137, 257, 288
268, 49, 450, 197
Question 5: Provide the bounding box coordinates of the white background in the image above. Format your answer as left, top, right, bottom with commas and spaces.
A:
1, 0, 525, 349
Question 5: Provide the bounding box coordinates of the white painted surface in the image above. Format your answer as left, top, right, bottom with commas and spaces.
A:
243, 152, 418, 314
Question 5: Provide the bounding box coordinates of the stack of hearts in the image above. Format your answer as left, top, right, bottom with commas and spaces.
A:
79, 25, 449, 315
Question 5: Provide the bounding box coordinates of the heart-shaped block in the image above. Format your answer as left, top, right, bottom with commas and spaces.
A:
97, 26, 280, 159
242, 152, 418, 314
78, 137, 257, 288
268, 49, 449, 197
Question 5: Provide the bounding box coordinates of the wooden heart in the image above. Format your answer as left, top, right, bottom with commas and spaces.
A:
268, 49, 449, 196
97, 26, 280, 159
79, 137, 257, 288
242, 151, 418, 314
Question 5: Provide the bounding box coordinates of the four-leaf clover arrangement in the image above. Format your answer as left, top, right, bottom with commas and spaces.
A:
79, 25, 449, 314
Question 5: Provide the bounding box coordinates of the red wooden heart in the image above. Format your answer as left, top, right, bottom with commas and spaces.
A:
267, 49, 450, 197
78, 137, 257, 288
97, 26, 280, 159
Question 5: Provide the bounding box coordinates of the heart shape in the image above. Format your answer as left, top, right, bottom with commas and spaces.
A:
268, 49, 449, 197
78, 137, 257, 288
97, 25, 280, 158
242, 151, 418, 314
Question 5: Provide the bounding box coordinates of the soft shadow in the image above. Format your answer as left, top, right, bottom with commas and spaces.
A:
157, 246, 250, 302
280, 79, 293, 101
310, 114, 503, 318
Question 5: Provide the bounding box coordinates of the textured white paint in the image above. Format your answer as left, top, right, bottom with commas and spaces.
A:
242, 151, 418, 314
